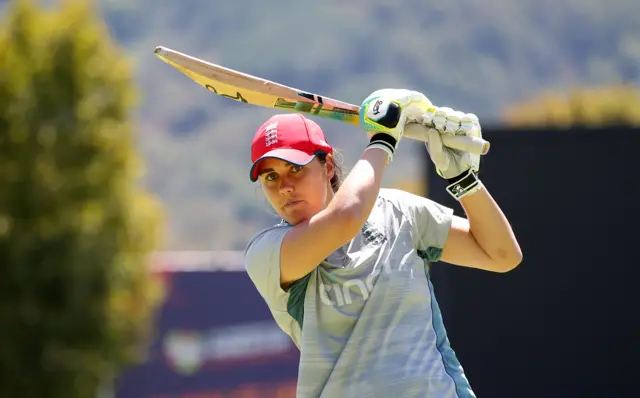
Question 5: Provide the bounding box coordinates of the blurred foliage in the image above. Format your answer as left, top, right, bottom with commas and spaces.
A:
503, 85, 640, 127
4, 0, 635, 250
0, 0, 165, 397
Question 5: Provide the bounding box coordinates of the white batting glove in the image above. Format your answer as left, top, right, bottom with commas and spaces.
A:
407, 107, 485, 200
359, 89, 435, 163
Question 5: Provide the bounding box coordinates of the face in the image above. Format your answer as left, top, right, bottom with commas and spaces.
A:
257, 156, 334, 225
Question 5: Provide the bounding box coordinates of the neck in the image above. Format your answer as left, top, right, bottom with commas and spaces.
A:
324, 187, 336, 208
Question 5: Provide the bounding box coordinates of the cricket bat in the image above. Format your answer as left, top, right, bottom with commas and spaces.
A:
153, 46, 489, 155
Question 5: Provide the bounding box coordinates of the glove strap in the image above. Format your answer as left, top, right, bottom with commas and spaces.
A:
367, 133, 397, 163
446, 169, 483, 200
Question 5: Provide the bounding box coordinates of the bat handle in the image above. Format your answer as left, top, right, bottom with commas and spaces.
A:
403, 122, 490, 155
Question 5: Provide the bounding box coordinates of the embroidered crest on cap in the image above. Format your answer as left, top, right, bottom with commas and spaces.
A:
264, 122, 278, 147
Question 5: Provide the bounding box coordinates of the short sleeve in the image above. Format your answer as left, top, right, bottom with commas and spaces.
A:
381, 188, 454, 253
243, 225, 292, 312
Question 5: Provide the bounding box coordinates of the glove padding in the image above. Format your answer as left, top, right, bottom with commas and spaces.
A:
407, 106, 485, 200
359, 89, 435, 161
428, 107, 482, 179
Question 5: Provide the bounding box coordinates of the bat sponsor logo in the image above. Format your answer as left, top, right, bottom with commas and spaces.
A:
205, 84, 248, 103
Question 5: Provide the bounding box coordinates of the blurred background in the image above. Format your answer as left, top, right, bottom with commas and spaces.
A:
1, 0, 639, 397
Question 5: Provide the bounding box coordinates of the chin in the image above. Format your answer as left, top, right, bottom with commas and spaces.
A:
282, 211, 310, 226
283, 216, 305, 226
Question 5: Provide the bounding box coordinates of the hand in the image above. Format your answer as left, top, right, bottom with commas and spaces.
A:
359, 89, 434, 162
422, 107, 485, 200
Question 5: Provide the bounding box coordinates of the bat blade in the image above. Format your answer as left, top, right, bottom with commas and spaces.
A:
153, 46, 489, 155
154, 46, 361, 125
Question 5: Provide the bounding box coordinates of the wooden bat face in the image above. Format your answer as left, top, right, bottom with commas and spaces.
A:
154, 46, 361, 126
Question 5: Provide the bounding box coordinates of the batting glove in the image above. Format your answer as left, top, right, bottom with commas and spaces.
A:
407, 107, 484, 200
359, 89, 434, 163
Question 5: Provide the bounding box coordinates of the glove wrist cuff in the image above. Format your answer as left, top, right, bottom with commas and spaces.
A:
369, 132, 398, 149
367, 133, 397, 162
446, 169, 482, 200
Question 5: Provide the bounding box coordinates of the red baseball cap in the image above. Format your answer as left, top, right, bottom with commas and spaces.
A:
249, 114, 333, 181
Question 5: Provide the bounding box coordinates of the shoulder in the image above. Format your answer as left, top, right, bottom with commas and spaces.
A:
244, 222, 292, 269
243, 222, 295, 310
377, 189, 455, 253
378, 187, 418, 204
245, 220, 291, 248
377, 187, 443, 211
378, 188, 453, 222
378, 187, 443, 204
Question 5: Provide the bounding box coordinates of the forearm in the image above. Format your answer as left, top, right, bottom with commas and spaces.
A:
328, 147, 389, 227
459, 185, 522, 269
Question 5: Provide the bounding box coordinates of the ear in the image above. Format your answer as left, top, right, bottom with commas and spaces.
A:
324, 154, 335, 180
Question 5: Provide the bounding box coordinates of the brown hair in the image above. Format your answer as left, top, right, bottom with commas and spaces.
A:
316, 150, 343, 193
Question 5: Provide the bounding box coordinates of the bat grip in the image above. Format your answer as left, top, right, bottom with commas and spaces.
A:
403, 122, 490, 155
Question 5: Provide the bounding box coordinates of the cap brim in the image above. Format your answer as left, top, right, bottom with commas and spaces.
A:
250, 148, 316, 182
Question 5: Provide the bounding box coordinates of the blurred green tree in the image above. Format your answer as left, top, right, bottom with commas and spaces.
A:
502, 84, 640, 128
0, 0, 165, 397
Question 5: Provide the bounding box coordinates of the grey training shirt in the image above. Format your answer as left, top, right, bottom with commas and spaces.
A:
244, 188, 476, 397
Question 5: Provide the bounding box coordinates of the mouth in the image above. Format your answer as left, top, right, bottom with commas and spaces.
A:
284, 200, 304, 208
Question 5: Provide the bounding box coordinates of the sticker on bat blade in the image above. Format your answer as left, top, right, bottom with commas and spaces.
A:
205, 84, 248, 103
273, 98, 314, 112
277, 98, 358, 116
294, 101, 320, 114
298, 92, 323, 104
298, 91, 360, 114
274, 99, 359, 122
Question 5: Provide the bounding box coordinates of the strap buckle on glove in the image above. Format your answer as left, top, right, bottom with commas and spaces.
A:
446, 169, 483, 200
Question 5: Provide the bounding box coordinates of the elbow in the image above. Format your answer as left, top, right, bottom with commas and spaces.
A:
492, 246, 523, 273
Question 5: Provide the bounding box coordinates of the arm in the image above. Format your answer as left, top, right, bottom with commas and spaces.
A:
421, 106, 522, 273
279, 89, 430, 285
279, 147, 389, 285
441, 186, 522, 273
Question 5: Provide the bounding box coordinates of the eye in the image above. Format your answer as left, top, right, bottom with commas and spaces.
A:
291, 165, 303, 173
265, 172, 278, 182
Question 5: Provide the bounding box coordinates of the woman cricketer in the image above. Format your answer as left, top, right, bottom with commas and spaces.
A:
243, 88, 522, 397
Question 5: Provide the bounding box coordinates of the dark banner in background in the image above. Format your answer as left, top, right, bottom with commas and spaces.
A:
427, 127, 640, 398
115, 267, 300, 398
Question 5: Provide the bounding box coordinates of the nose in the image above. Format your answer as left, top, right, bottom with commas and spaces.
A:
278, 174, 295, 195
